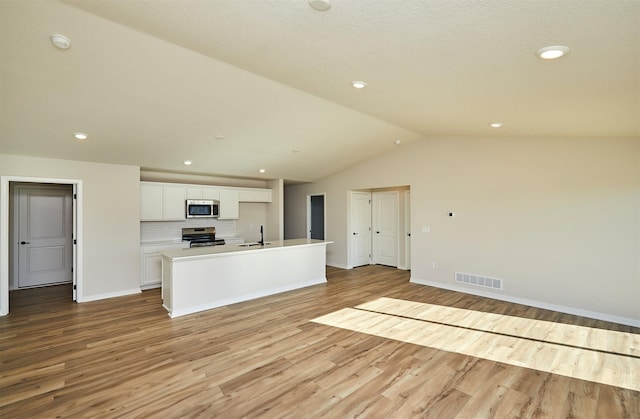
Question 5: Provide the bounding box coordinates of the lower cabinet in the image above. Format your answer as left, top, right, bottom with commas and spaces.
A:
142, 253, 163, 289
141, 242, 189, 289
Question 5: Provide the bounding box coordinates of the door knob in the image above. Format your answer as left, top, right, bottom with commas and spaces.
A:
20, 241, 31, 245
376, 231, 380, 234
352, 232, 358, 235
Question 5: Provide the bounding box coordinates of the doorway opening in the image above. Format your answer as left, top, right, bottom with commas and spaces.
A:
307, 193, 326, 240
1, 176, 82, 316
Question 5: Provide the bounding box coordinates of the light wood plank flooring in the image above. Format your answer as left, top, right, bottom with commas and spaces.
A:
1, 265, 638, 418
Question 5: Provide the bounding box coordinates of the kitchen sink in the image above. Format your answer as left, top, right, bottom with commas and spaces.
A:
237, 242, 271, 247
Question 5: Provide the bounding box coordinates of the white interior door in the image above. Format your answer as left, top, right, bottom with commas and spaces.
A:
350, 191, 371, 267
372, 191, 398, 267
17, 184, 73, 288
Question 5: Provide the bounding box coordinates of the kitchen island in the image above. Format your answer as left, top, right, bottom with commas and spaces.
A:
160, 239, 332, 318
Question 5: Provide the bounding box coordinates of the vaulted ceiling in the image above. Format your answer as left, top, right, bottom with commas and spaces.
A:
1, 1, 638, 182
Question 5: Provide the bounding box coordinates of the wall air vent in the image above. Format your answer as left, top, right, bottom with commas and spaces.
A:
455, 272, 503, 290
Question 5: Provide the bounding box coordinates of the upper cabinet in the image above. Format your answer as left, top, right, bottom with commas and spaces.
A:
186, 186, 220, 201
221, 188, 272, 219
163, 185, 187, 220
140, 183, 163, 221
140, 182, 186, 221
238, 188, 272, 203
218, 189, 239, 220
141, 181, 271, 221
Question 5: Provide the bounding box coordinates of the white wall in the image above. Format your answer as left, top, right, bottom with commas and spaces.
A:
285, 136, 640, 325
237, 203, 268, 243
266, 179, 284, 241
1, 154, 141, 304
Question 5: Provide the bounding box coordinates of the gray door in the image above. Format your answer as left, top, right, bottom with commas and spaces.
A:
310, 195, 325, 240
17, 184, 73, 288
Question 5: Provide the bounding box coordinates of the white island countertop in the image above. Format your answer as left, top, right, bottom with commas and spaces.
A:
160, 238, 332, 261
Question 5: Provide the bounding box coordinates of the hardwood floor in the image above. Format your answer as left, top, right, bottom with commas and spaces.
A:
1, 265, 638, 418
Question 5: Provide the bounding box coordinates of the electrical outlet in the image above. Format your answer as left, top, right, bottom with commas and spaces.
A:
430, 261, 436, 269
422, 226, 430, 233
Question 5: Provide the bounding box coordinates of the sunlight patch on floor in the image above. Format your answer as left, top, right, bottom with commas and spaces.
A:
311, 297, 640, 391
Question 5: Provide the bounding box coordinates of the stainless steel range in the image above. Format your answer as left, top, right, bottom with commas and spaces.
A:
182, 227, 225, 248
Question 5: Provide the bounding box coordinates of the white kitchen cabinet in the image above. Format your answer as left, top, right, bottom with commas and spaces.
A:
141, 182, 270, 221
140, 183, 164, 220
186, 186, 219, 200
218, 188, 239, 219
238, 190, 254, 202
163, 185, 187, 220
238, 188, 272, 203
186, 187, 203, 199
203, 187, 220, 200
141, 182, 187, 221
142, 253, 163, 289
141, 241, 190, 289
252, 189, 272, 202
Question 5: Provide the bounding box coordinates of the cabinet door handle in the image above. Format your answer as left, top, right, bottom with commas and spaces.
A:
352, 232, 358, 235
20, 241, 31, 245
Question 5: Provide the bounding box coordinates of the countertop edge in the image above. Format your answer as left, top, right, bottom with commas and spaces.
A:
161, 240, 333, 262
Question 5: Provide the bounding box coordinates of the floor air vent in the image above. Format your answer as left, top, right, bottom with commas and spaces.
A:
455, 272, 503, 290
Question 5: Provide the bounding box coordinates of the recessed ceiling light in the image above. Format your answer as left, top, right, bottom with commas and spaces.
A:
214, 135, 224, 140
51, 34, 71, 50
536, 45, 570, 60
73, 132, 88, 141
393, 139, 401, 145
308, 0, 331, 11
352, 81, 367, 89
259, 169, 266, 173
183, 160, 192, 166
490, 122, 503, 128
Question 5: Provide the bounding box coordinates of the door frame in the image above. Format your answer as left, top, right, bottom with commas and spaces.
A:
13, 183, 74, 289
306, 193, 326, 240
0, 176, 83, 316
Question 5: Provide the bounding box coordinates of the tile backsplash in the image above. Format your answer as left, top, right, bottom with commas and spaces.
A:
141, 218, 238, 242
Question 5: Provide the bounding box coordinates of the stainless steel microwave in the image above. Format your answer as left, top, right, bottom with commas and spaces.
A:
186, 200, 219, 218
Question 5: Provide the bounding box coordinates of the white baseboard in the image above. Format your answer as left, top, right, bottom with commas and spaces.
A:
78, 288, 141, 303
410, 277, 640, 328
327, 262, 349, 270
